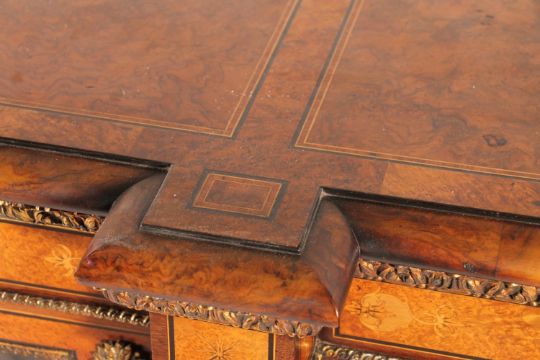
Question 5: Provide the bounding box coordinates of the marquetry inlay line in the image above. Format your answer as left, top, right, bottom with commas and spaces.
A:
311, 339, 402, 360
293, 0, 540, 181
357, 258, 540, 307
0, 290, 150, 327
295, 0, 366, 150
190, 171, 286, 218
0, 200, 102, 234
222, 0, 300, 137
0, 0, 299, 137
100, 288, 321, 338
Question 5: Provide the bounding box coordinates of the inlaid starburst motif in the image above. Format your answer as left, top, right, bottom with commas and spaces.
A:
196, 334, 238, 360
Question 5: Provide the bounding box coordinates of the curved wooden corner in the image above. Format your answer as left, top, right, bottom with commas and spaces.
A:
75, 176, 360, 336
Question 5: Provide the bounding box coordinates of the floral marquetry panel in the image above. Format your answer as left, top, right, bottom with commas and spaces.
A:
173, 317, 272, 360
339, 279, 540, 359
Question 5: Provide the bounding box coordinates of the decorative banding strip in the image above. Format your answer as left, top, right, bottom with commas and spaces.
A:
100, 288, 321, 338
4, 199, 537, 313
0, 200, 103, 233
357, 258, 540, 307
312, 339, 402, 360
0, 290, 149, 327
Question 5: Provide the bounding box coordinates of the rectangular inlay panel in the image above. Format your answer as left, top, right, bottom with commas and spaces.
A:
296, 0, 540, 179
0, 0, 298, 136
172, 317, 272, 360
0, 221, 99, 297
339, 279, 540, 359
191, 171, 286, 218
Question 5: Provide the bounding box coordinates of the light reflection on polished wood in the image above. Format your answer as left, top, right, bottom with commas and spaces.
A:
340, 279, 540, 359
0, 309, 151, 360
0, 221, 96, 295
173, 317, 271, 360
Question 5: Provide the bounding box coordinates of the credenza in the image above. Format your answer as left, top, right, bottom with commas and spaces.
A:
0, 0, 539, 359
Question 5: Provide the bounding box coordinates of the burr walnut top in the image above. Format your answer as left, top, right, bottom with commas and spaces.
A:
0, 0, 539, 251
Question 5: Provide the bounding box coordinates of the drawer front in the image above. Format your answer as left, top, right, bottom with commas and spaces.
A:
0, 220, 99, 299
150, 314, 303, 360
335, 278, 540, 360
0, 298, 150, 359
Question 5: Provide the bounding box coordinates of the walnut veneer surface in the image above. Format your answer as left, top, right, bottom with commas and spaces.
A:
0, 0, 539, 358
2, 0, 539, 247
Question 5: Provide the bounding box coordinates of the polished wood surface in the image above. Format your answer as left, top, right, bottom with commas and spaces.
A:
0, 145, 160, 214
76, 175, 358, 329
0, 0, 296, 136
318, 329, 468, 360
0, 221, 99, 301
173, 317, 271, 360
339, 279, 540, 359
150, 314, 311, 360
0, 0, 537, 251
295, 0, 540, 179
0, 300, 150, 359
335, 194, 540, 285
0, 0, 539, 357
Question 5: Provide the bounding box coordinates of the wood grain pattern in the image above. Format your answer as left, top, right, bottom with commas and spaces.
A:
0, 221, 97, 296
150, 314, 312, 360
0, 144, 160, 214
0, 0, 389, 249
0, 0, 297, 136
339, 279, 540, 359
149, 314, 173, 360
77, 175, 359, 331
0, 304, 150, 360
0, 0, 537, 252
334, 194, 540, 286
318, 328, 465, 360
296, 0, 540, 180
0, 0, 539, 356
381, 163, 540, 218
191, 171, 285, 218
173, 317, 271, 360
